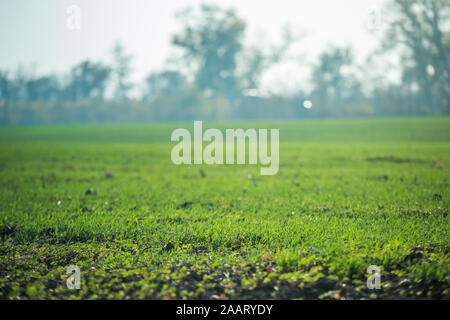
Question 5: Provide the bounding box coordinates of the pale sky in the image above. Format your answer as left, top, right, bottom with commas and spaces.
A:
0, 0, 389, 94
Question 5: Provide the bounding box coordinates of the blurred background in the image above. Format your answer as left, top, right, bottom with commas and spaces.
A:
0, 0, 448, 125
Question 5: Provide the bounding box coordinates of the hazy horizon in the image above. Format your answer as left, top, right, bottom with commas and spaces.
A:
0, 0, 389, 95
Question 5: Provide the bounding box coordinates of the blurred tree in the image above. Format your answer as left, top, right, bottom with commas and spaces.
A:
0, 68, 31, 124
110, 42, 134, 101
239, 24, 298, 91
0, 71, 12, 125
383, 0, 450, 113
172, 5, 245, 101
25, 75, 60, 102
63, 60, 111, 101
311, 47, 360, 114
143, 70, 186, 101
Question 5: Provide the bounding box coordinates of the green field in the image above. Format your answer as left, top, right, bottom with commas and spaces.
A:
0, 117, 449, 299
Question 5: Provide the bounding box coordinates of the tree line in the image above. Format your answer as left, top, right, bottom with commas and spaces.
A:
0, 0, 448, 125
